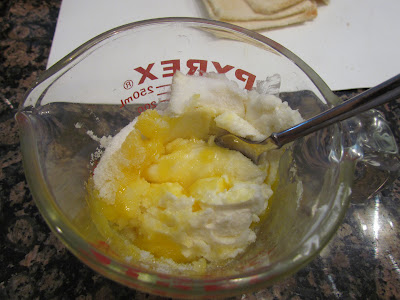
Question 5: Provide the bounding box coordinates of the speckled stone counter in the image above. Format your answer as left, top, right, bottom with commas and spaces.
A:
1, 1, 399, 299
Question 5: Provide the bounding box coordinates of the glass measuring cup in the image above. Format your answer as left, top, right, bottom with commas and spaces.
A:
16, 18, 399, 298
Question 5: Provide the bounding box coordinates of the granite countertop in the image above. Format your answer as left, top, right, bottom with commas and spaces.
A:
1, 1, 399, 299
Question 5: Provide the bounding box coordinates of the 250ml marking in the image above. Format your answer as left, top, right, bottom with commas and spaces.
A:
120, 86, 154, 108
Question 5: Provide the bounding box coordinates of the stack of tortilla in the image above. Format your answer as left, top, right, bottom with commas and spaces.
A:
203, 0, 329, 31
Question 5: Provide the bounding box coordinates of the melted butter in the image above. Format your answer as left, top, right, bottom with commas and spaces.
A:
87, 108, 273, 266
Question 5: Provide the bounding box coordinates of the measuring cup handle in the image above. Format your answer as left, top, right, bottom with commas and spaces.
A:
275, 74, 400, 147
341, 108, 400, 202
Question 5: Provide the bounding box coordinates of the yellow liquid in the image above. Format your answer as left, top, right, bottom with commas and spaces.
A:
87, 108, 278, 269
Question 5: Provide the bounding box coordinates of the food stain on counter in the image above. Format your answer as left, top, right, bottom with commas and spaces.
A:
86, 71, 303, 273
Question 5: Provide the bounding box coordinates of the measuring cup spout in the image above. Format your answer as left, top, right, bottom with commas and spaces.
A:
15, 110, 35, 133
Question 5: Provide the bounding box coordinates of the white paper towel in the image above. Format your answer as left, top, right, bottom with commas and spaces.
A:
47, 0, 400, 91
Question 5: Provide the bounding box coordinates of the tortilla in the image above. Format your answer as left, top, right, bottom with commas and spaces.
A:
203, 0, 318, 31
204, 0, 317, 21
229, 9, 317, 31
244, 0, 304, 14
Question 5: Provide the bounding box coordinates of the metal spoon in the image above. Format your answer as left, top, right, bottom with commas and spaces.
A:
215, 74, 400, 164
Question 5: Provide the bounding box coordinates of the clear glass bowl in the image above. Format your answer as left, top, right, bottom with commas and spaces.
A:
15, 18, 398, 298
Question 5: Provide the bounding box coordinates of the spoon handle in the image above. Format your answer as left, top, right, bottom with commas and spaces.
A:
272, 74, 400, 147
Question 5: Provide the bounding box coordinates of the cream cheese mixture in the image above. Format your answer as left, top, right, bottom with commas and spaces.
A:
87, 71, 303, 272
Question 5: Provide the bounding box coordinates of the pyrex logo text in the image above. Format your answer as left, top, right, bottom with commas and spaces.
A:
132, 59, 256, 90
119, 59, 257, 111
